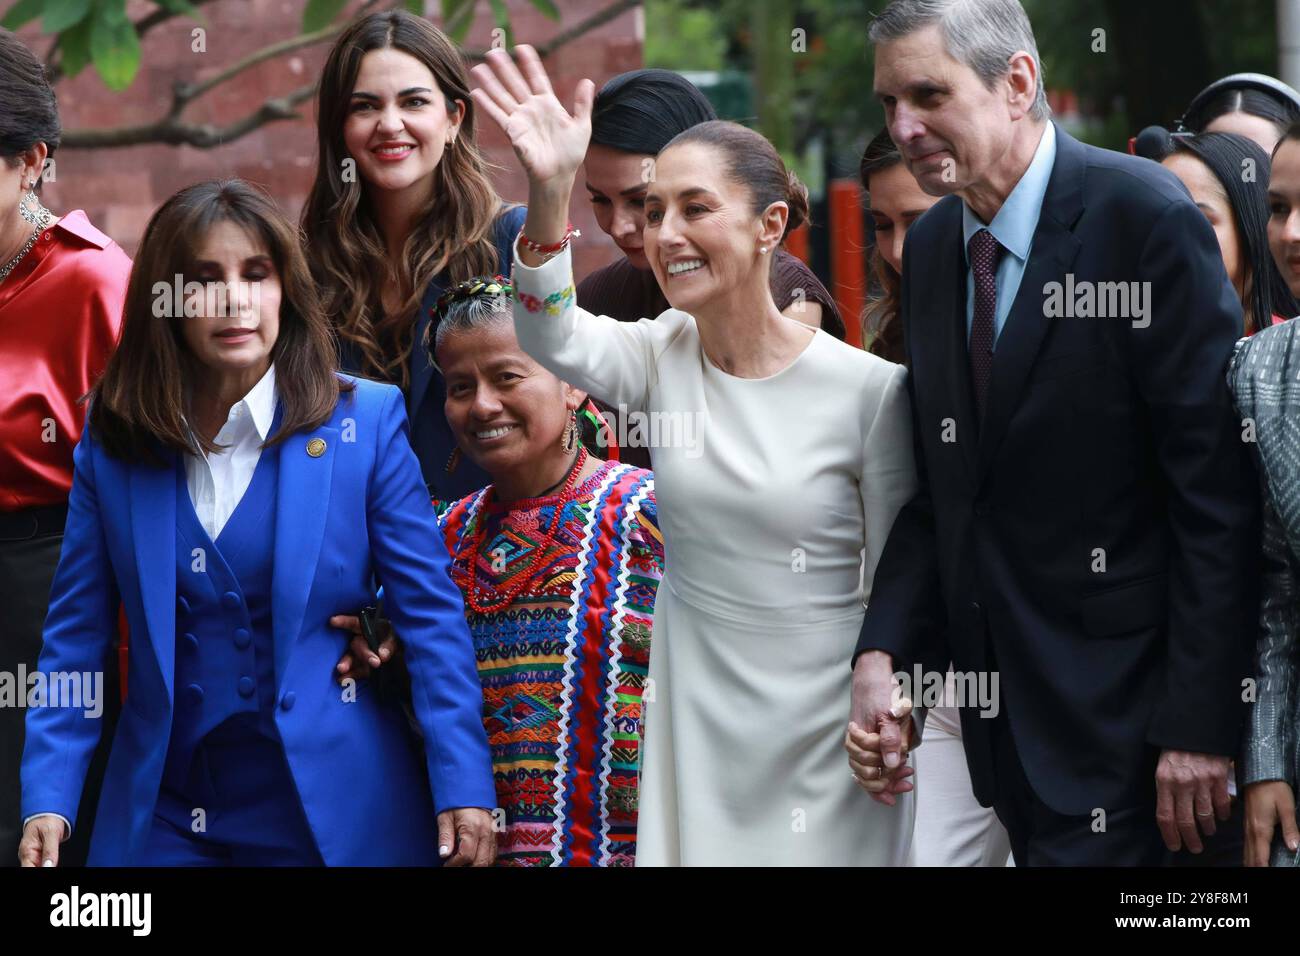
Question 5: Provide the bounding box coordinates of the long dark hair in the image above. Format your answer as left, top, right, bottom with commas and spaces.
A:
0, 28, 60, 191
1163, 132, 1300, 333
89, 180, 351, 464
859, 128, 905, 362
301, 10, 508, 388
590, 68, 717, 154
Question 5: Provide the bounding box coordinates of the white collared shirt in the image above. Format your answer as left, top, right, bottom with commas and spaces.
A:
185, 363, 278, 540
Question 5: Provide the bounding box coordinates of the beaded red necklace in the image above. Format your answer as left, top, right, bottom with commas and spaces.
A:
453, 447, 591, 615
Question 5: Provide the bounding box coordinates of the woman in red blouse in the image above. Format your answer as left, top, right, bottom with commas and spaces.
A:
0, 28, 131, 868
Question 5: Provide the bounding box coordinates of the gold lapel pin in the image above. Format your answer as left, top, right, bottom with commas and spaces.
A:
307, 438, 327, 458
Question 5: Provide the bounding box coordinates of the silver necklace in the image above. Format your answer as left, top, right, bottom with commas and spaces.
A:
0, 191, 53, 285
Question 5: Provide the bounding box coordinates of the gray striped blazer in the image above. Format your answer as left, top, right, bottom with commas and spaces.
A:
1229, 319, 1300, 867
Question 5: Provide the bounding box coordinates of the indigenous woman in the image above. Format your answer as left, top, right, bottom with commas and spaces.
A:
302, 10, 526, 505
340, 276, 663, 865
472, 47, 918, 865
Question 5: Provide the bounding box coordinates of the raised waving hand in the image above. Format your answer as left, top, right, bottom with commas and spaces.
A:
471, 45, 594, 259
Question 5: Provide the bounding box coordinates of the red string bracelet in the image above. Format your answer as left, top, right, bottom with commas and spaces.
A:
519, 222, 581, 258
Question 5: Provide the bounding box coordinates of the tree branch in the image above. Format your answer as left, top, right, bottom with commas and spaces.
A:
169, 20, 351, 118
462, 0, 643, 61
63, 81, 319, 148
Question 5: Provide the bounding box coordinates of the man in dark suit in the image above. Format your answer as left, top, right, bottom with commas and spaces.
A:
844, 0, 1261, 865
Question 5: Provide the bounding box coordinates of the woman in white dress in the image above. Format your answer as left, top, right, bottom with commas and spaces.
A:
470, 46, 918, 865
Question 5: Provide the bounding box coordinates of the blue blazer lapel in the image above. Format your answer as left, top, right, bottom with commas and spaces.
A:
272, 424, 338, 686
129, 457, 177, 702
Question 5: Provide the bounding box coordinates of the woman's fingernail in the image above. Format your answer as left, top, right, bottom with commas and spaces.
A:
369, 656, 381, 667
42, 859, 54, 867
439, 845, 450, 857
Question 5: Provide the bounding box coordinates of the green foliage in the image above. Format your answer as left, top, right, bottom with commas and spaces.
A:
644, 0, 728, 72
0, 0, 45, 29
42, 0, 90, 33
55, 13, 93, 76
302, 0, 348, 33
89, 0, 139, 89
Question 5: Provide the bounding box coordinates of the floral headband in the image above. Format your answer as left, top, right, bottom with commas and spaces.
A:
432, 274, 514, 322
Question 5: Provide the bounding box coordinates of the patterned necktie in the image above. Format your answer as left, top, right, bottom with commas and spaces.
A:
968, 228, 1004, 418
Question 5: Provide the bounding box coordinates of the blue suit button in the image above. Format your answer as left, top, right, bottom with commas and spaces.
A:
184, 683, 204, 705
177, 596, 191, 615
182, 632, 199, 652
233, 628, 251, 649
280, 692, 296, 711
221, 591, 242, 610
238, 676, 255, 698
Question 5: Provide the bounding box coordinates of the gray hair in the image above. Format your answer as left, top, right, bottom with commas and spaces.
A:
870, 0, 1051, 122
427, 289, 513, 368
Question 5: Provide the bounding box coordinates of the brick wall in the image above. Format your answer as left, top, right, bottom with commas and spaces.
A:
23, 0, 642, 279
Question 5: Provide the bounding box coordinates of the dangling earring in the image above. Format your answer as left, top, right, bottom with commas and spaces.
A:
19, 181, 49, 228
561, 411, 578, 452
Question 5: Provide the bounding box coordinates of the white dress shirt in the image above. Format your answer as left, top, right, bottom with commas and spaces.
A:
185, 363, 278, 541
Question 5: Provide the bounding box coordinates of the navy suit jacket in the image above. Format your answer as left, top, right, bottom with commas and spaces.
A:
855, 124, 1261, 815
21, 376, 494, 865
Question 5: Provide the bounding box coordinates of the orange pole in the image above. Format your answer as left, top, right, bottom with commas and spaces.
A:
785, 222, 810, 264
828, 178, 866, 348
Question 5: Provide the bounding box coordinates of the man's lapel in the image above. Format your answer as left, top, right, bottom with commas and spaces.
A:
976, 125, 1086, 482
926, 206, 980, 485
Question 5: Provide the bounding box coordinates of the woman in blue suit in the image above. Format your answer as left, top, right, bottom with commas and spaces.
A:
18, 179, 495, 866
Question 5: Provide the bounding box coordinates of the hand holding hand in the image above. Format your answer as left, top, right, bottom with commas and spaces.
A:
846, 650, 915, 805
